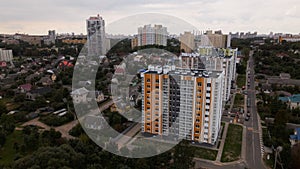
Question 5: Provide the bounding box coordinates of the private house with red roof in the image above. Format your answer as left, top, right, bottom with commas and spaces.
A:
18, 84, 33, 93
115, 67, 125, 76
0, 61, 7, 68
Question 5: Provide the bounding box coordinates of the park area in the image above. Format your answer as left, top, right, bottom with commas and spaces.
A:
221, 124, 243, 162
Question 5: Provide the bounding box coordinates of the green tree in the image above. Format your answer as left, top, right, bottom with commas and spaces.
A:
170, 140, 195, 169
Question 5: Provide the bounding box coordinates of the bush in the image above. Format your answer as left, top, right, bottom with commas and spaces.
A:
39, 113, 74, 127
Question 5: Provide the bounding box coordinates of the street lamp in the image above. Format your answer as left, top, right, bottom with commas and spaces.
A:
274, 146, 284, 169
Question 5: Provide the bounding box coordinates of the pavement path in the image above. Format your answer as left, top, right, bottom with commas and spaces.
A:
216, 122, 229, 162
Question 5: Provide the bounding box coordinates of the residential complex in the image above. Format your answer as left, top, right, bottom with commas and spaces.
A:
200, 30, 231, 48
141, 65, 224, 144
0, 48, 13, 62
136, 24, 168, 47
179, 47, 238, 102
179, 32, 195, 53
86, 14, 106, 56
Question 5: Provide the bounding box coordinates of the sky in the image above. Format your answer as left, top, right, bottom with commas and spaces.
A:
0, 0, 299, 35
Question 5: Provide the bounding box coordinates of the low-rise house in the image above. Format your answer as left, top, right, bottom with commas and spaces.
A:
87, 91, 105, 103
18, 84, 33, 93
290, 128, 300, 146
26, 87, 52, 100
0, 61, 7, 68
84, 115, 106, 130
115, 67, 125, 76
279, 94, 300, 109
78, 81, 92, 87
71, 87, 89, 104
36, 76, 53, 86
280, 73, 291, 80
25, 73, 40, 83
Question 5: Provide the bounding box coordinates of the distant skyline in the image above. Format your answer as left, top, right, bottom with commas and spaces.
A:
0, 0, 299, 35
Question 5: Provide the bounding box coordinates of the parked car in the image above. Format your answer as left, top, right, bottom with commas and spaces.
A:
245, 116, 250, 121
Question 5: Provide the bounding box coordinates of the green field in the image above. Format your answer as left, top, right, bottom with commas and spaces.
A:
233, 93, 244, 108
0, 130, 23, 166
194, 146, 218, 161
221, 124, 243, 162
236, 74, 246, 89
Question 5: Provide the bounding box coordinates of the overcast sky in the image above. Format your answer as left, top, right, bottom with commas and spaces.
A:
0, 0, 299, 35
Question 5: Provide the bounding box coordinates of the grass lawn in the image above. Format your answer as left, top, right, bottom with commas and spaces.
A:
233, 93, 244, 108
236, 74, 246, 89
221, 124, 243, 162
194, 146, 218, 161
0, 130, 23, 166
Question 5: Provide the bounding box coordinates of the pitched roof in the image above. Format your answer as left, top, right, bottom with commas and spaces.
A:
19, 83, 32, 91
71, 87, 89, 95
115, 67, 125, 74
290, 128, 300, 141
280, 94, 300, 103
30, 87, 52, 95
84, 115, 105, 126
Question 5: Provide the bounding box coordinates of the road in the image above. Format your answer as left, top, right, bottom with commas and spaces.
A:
243, 51, 265, 169
20, 99, 114, 140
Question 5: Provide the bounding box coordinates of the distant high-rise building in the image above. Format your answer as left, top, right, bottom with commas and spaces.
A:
141, 65, 224, 144
179, 32, 195, 53
200, 30, 231, 48
131, 36, 138, 49
87, 14, 106, 56
137, 24, 168, 47
0, 48, 13, 62
48, 30, 56, 44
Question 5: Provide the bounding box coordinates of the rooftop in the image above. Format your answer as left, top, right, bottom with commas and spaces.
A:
279, 94, 300, 103
290, 128, 300, 141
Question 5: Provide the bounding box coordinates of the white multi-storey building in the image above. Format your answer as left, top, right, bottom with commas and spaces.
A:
0, 48, 13, 62
87, 14, 106, 56
180, 47, 238, 102
137, 24, 168, 47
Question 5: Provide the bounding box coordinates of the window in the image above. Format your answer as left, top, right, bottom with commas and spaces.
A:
198, 82, 202, 86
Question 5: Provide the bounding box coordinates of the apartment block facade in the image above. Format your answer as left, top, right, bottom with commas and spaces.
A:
141, 65, 224, 144
137, 24, 168, 47
179, 47, 238, 101
87, 14, 106, 56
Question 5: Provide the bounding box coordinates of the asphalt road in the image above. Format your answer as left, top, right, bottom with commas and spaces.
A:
244, 51, 265, 169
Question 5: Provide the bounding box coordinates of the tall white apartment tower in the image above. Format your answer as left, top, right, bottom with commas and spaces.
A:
87, 14, 106, 56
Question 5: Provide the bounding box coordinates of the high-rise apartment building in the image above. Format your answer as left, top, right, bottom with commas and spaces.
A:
137, 24, 168, 47
87, 14, 106, 56
48, 30, 56, 44
200, 30, 231, 48
179, 32, 195, 53
141, 65, 224, 144
180, 47, 238, 102
0, 48, 13, 62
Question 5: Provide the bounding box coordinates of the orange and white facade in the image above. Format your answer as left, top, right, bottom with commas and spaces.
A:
141, 65, 224, 144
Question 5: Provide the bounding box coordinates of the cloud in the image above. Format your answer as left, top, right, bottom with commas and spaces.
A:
0, 0, 299, 34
